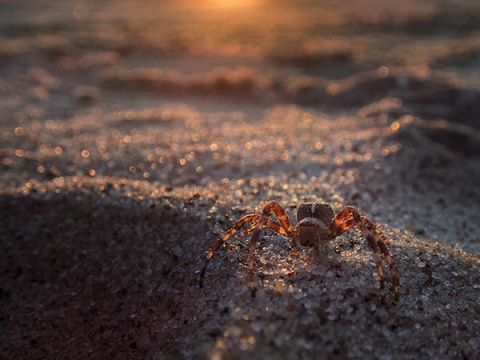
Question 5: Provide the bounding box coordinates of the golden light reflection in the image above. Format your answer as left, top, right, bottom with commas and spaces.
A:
390, 121, 400, 132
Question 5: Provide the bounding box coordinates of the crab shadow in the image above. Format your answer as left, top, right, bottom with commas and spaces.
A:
0, 191, 210, 358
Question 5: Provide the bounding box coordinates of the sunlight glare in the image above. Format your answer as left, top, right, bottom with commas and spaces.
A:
212, 0, 256, 9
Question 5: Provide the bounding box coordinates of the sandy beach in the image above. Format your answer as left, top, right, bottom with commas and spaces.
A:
1, 0, 480, 359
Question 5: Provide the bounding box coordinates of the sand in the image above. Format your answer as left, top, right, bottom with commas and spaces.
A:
1, 0, 480, 359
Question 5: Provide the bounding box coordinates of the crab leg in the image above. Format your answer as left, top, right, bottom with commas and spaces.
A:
200, 206, 298, 289
200, 214, 261, 288
246, 201, 296, 296
344, 206, 399, 302
361, 216, 399, 301
239, 218, 289, 237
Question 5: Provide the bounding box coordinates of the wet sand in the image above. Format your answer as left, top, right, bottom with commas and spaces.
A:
1, 0, 480, 359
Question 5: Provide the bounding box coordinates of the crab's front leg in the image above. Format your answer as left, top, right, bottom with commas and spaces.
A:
245, 201, 297, 297
240, 217, 299, 256
331, 206, 399, 302
199, 214, 262, 288
360, 215, 399, 301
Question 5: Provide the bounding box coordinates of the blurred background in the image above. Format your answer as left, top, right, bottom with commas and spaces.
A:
2, 0, 480, 86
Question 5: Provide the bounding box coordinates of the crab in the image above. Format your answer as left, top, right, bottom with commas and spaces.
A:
200, 201, 399, 303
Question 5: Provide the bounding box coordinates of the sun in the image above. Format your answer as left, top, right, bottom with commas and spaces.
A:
212, 0, 257, 9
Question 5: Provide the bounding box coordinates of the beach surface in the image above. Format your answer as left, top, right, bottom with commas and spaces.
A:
1, 1, 480, 359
